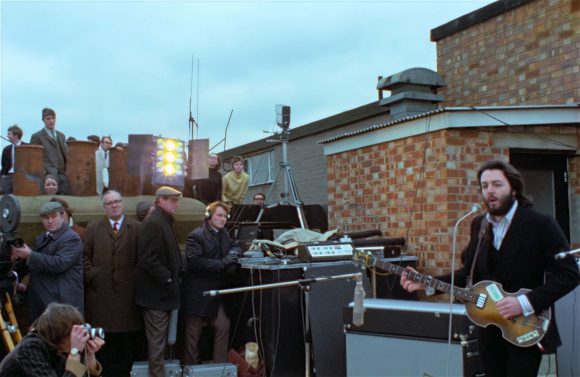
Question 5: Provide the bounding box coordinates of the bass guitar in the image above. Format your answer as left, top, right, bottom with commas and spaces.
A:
354, 251, 551, 347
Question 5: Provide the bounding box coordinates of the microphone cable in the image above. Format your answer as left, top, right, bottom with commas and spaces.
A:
446, 204, 481, 376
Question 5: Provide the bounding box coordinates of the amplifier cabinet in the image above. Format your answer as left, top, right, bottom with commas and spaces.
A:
344, 299, 476, 341
346, 333, 480, 377
344, 299, 483, 377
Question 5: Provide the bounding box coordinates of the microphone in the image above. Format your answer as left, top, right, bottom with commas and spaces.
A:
470, 204, 482, 213
554, 248, 580, 260
352, 273, 365, 326
447, 203, 481, 373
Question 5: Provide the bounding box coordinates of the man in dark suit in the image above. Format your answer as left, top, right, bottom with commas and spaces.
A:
84, 190, 144, 376
181, 201, 239, 365
1, 124, 25, 194
189, 154, 222, 204
30, 107, 69, 194
401, 160, 579, 376
135, 186, 183, 377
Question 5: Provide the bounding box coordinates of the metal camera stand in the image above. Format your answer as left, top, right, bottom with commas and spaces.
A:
257, 105, 308, 229
204, 272, 362, 377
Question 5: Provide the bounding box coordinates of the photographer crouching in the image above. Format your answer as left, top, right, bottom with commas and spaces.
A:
0, 303, 105, 376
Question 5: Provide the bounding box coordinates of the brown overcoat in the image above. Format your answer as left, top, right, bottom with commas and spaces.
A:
83, 216, 143, 332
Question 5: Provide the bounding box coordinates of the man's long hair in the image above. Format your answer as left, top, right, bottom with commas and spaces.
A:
32, 303, 84, 350
477, 160, 533, 208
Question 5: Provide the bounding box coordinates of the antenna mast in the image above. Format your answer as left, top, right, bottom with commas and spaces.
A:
188, 54, 198, 140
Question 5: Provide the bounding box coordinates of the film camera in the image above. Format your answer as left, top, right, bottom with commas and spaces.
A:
82, 323, 105, 339
0, 195, 22, 291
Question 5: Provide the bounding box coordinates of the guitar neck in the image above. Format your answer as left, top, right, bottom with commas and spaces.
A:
372, 259, 478, 304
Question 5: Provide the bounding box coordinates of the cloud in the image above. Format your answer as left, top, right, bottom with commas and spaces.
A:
1, 0, 494, 150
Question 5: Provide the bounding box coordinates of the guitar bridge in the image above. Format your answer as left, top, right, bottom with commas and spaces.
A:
476, 293, 487, 309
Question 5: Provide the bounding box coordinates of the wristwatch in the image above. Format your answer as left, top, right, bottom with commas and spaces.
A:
70, 347, 80, 356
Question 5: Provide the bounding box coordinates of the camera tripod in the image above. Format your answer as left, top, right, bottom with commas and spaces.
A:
1, 289, 22, 352
257, 124, 308, 229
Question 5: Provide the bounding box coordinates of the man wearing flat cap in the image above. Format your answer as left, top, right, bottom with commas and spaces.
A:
11, 201, 83, 322
135, 186, 183, 377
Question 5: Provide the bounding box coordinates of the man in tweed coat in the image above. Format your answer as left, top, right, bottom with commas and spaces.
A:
84, 190, 144, 376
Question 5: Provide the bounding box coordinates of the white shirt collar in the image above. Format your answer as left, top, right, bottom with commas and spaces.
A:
109, 215, 124, 228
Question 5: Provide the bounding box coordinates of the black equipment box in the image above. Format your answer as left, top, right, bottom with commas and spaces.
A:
130, 360, 181, 377
344, 298, 476, 340
183, 363, 237, 377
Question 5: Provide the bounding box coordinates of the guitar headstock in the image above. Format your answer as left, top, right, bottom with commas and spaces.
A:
352, 249, 376, 268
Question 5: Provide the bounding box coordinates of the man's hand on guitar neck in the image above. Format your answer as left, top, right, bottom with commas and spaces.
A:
496, 296, 523, 319
400, 267, 426, 292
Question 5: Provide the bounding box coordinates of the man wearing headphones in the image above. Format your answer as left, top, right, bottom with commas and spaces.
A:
181, 201, 241, 365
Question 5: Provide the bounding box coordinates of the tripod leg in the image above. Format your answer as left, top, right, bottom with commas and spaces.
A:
0, 300, 16, 353
4, 293, 22, 344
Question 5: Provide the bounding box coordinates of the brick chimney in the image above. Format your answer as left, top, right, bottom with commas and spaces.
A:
377, 67, 445, 119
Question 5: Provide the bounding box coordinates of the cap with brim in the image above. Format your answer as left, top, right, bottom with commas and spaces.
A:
155, 186, 183, 198
39, 202, 64, 216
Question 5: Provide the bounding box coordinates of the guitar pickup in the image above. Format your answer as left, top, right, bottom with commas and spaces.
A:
476, 293, 487, 309
516, 330, 539, 344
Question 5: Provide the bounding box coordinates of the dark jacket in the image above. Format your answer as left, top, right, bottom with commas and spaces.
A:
0, 331, 100, 377
84, 216, 142, 332
192, 168, 222, 204
181, 221, 233, 318
135, 206, 182, 310
440, 206, 579, 351
1, 141, 27, 176
30, 128, 68, 176
27, 224, 84, 322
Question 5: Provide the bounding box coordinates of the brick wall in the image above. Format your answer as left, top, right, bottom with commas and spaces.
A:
327, 125, 579, 276
436, 0, 579, 106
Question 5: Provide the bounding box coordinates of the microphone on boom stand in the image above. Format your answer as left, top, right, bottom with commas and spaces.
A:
554, 248, 580, 260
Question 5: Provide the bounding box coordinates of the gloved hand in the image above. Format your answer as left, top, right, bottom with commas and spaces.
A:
222, 253, 238, 267
228, 246, 242, 257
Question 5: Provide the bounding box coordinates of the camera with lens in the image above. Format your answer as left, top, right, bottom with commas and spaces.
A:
6, 238, 24, 248
82, 323, 105, 339
0, 195, 22, 290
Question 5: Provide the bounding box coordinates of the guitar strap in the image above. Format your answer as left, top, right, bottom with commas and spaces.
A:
466, 216, 490, 288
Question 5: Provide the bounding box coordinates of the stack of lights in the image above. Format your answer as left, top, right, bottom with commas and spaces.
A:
153, 137, 186, 187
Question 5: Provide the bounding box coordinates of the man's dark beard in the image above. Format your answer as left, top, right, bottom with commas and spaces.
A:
486, 195, 516, 216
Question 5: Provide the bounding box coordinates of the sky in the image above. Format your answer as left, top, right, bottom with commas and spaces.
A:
1, 0, 495, 152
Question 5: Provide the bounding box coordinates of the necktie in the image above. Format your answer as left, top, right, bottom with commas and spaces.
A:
51, 130, 57, 140
113, 222, 119, 234
104, 151, 108, 160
